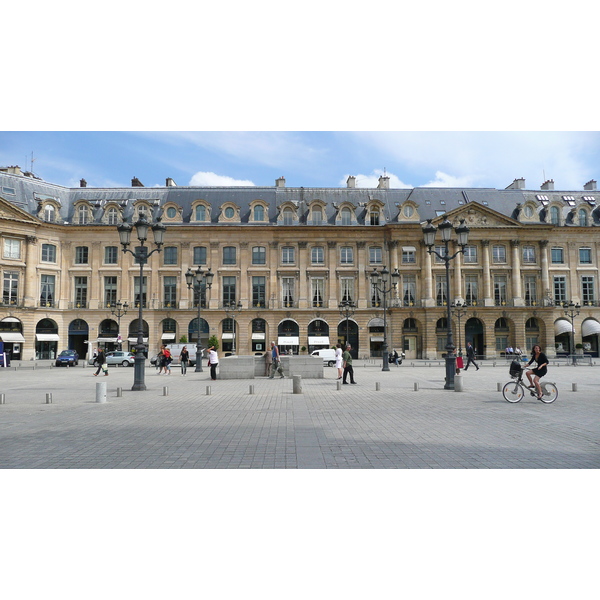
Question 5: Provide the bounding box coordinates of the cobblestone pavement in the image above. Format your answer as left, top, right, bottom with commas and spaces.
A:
1, 360, 598, 468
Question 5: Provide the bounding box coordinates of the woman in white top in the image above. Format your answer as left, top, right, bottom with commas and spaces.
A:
208, 346, 219, 381
335, 343, 343, 380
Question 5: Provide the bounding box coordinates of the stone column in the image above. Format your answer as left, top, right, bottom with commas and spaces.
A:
421, 241, 434, 307
356, 241, 367, 308
297, 242, 308, 309
269, 242, 278, 309
481, 240, 492, 306
209, 242, 220, 309
539, 240, 550, 304
511, 240, 523, 306
327, 241, 337, 307
23, 236, 38, 307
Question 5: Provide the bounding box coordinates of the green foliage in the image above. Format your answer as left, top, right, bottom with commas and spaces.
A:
179, 335, 188, 344
208, 335, 219, 350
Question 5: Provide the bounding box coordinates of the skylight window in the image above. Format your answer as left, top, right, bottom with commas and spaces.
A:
536, 194, 549, 206
562, 195, 576, 206
583, 196, 596, 206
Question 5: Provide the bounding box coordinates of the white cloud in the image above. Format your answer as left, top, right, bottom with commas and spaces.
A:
189, 171, 255, 187
422, 171, 478, 188
339, 169, 412, 189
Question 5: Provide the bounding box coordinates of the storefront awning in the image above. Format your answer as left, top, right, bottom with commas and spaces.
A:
161, 333, 176, 340
370, 336, 384, 342
127, 337, 148, 343
554, 320, 574, 336
0, 332, 26, 343
252, 333, 266, 340
36, 333, 60, 341
1, 317, 21, 323
308, 336, 329, 345
222, 333, 234, 339
582, 319, 600, 337
278, 336, 299, 346
95, 337, 118, 343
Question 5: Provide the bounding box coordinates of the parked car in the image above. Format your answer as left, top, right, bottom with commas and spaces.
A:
310, 348, 337, 367
89, 351, 136, 367
55, 349, 79, 367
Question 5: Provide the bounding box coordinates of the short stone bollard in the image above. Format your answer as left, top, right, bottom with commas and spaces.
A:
206, 386, 212, 395
497, 383, 502, 392
116, 387, 123, 397
163, 386, 169, 396
95, 382, 106, 404
375, 382, 380, 391
572, 383, 578, 392
45, 393, 52, 404
293, 375, 302, 394
0, 393, 5, 404
414, 382, 419, 391
454, 375, 463, 392
336, 380, 341, 391
249, 385, 254, 395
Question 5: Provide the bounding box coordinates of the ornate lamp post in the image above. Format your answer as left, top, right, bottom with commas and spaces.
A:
369, 266, 400, 371
451, 300, 468, 359
110, 301, 129, 350
562, 300, 580, 365
224, 300, 243, 354
338, 300, 356, 349
117, 215, 166, 391
422, 218, 470, 389
185, 266, 214, 372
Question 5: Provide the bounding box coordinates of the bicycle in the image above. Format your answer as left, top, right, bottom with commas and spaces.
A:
502, 360, 558, 403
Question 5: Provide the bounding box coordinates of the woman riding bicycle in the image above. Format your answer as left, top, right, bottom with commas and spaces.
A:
525, 344, 548, 401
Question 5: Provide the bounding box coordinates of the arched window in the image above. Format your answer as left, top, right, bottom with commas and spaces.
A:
550, 206, 560, 225
106, 207, 118, 225
370, 209, 380, 225
44, 205, 55, 222
312, 207, 323, 225
78, 204, 89, 224
495, 317, 509, 330
253, 205, 265, 221
195, 205, 206, 221
283, 208, 293, 225
341, 208, 351, 225
578, 208, 588, 226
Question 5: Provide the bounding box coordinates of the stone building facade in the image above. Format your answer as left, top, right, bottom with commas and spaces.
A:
1, 166, 599, 362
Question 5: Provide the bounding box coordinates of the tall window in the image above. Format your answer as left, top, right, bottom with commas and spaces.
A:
463, 245, 477, 263
252, 246, 266, 265
578, 209, 588, 226
369, 247, 383, 264
582, 276, 595, 305
551, 247, 564, 264
2, 271, 19, 305
434, 246, 446, 263
133, 246, 148, 265
553, 276, 567, 304
435, 275, 447, 306
341, 208, 351, 225
3, 238, 21, 259
41, 243, 56, 263
312, 207, 323, 225
522, 245, 536, 264
579, 247, 592, 264
311, 246, 324, 264
370, 280, 382, 307
104, 246, 118, 264
223, 246, 236, 265
195, 205, 206, 221
252, 276, 266, 307
402, 248, 416, 264
78, 204, 89, 224
74, 276, 88, 307
222, 276, 236, 305
283, 208, 293, 225
253, 205, 265, 221
40, 274, 55, 307
163, 276, 177, 307
311, 278, 325, 307
550, 206, 560, 225
282, 277, 295, 307
193, 246, 207, 265
340, 246, 353, 264
134, 276, 147, 308
44, 205, 55, 222
341, 277, 354, 303
403, 275, 416, 306
524, 276, 538, 306
163, 246, 178, 265
494, 275, 507, 306
106, 207, 119, 225
465, 275, 478, 305
281, 246, 295, 264
492, 245, 506, 263
370, 209, 380, 225
75, 246, 89, 264
104, 276, 118, 308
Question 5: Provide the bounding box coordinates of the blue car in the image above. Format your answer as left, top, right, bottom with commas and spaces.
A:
55, 349, 79, 367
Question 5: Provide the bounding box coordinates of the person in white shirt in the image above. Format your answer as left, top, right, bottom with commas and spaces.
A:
335, 343, 343, 379
208, 346, 219, 381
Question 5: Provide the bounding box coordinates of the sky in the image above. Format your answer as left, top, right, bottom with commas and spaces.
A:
2, 131, 599, 192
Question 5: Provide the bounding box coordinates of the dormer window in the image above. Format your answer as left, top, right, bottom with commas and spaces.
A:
106, 207, 119, 225
44, 205, 55, 223
253, 205, 265, 221
341, 208, 351, 225
550, 206, 560, 225
195, 205, 206, 221
370, 209, 380, 225
283, 208, 293, 225
78, 204, 90, 224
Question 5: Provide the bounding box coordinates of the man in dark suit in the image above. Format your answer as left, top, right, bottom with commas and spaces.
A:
464, 342, 479, 371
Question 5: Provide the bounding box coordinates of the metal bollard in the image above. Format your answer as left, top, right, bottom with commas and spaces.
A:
336, 380, 341, 391
116, 387, 123, 397
206, 386, 212, 395
293, 375, 302, 394
375, 382, 380, 391
0, 393, 5, 404
95, 382, 106, 404
163, 386, 169, 396
45, 393, 52, 404
414, 382, 419, 391
249, 385, 254, 395
572, 383, 578, 392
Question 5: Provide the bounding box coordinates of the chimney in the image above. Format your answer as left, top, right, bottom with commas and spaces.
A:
347, 175, 356, 189
541, 179, 554, 191
131, 177, 144, 187
377, 175, 390, 190
80, 178, 87, 188
165, 178, 177, 187
584, 179, 597, 191
505, 177, 525, 190
276, 176, 286, 188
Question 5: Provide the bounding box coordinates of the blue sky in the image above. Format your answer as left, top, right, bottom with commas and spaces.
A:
2, 131, 599, 192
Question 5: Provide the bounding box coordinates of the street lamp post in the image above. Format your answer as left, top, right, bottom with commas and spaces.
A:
562, 300, 580, 365
117, 215, 166, 391
422, 218, 470, 390
369, 266, 400, 371
185, 266, 214, 372
224, 300, 243, 354
110, 301, 129, 350
338, 300, 356, 349
451, 300, 468, 359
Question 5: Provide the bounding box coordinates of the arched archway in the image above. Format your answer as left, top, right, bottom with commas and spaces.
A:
337, 318, 358, 358
582, 318, 600, 357
0, 317, 24, 361
68, 318, 89, 358
251, 318, 267, 354
402, 317, 420, 359
188, 317, 209, 348
128, 319, 149, 356
465, 317, 485, 359
277, 319, 300, 354
36, 318, 59, 360
307, 318, 330, 353
368, 317, 385, 358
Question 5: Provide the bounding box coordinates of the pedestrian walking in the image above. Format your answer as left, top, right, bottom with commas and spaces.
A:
207, 346, 219, 380
464, 342, 479, 371
342, 344, 356, 384
268, 341, 284, 379
93, 349, 108, 376
335, 343, 343, 379
264, 348, 273, 376
179, 346, 189, 376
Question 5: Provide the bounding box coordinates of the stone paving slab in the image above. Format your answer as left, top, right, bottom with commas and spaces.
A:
0, 361, 598, 468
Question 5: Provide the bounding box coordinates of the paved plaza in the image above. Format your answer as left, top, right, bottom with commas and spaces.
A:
0, 359, 598, 468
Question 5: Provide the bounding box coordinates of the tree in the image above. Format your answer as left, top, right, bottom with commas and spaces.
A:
207, 335, 219, 350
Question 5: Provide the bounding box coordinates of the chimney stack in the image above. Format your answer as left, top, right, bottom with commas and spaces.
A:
584, 179, 597, 191
276, 176, 286, 188
505, 177, 525, 190
540, 179, 554, 191
80, 178, 87, 188
165, 178, 177, 187
347, 175, 356, 189
131, 177, 144, 187
377, 175, 390, 189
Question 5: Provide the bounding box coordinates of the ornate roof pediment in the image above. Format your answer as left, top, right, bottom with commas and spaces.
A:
434, 203, 523, 228
0, 197, 41, 224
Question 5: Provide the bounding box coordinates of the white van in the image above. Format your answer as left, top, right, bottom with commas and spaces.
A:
151, 344, 202, 366
311, 348, 337, 367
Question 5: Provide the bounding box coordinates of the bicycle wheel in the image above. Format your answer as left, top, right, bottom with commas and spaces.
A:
539, 382, 558, 403
502, 381, 524, 403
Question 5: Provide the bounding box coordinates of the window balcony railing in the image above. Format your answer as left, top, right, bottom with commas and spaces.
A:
69, 301, 89, 309
38, 300, 56, 308
280, 300, 298, 309
251, 300, 270, 309
191, 301, 208, 309
581, 300, 599, 307
0, 299, 22, 308
160, 301, 180, 309
311, 300, 328, 308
